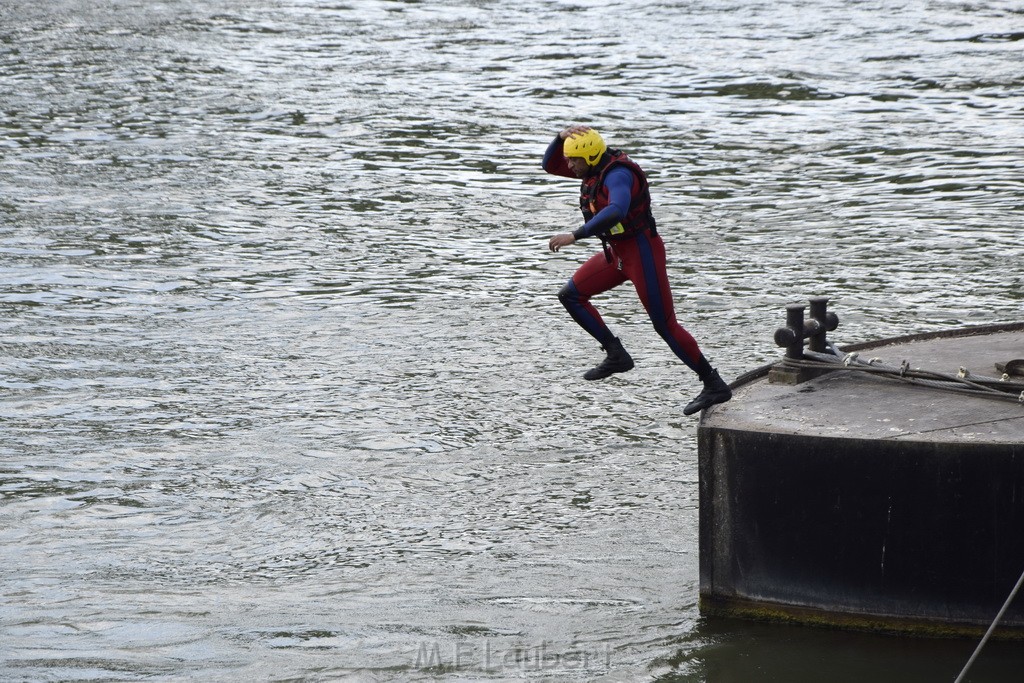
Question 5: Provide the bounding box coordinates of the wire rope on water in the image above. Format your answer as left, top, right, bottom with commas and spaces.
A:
780, 343, 1024, 405
953, 565, 1024, 683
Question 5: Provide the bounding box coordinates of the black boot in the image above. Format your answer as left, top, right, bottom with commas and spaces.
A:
584, 337, 635, 380
683, 369, 732, 415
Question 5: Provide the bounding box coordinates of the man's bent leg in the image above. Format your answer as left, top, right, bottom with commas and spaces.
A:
557, 251, 628, 344
625, 233, 732, 412
626, 234, 704, 373
557, 252, 633, 380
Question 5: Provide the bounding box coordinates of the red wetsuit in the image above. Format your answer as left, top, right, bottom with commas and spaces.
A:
543, 135, 708, 376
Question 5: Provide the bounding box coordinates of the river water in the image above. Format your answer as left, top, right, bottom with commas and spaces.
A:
1, 1, 1022, 681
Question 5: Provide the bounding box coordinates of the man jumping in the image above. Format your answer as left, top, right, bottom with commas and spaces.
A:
543, 125, 732, 416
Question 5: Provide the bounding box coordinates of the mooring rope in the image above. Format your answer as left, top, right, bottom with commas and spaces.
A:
953, 564, 1024, 683
781, 344, 1024, 405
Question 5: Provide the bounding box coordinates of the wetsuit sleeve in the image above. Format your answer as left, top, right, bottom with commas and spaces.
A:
572, 166, 633, 240
542, 134, 575, 178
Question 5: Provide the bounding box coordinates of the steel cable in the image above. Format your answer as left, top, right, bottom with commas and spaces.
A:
780, 344, 1024, 405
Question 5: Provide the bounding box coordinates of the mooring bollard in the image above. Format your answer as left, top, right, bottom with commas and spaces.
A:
774, 304, 806, 360
808, 296, 834, 353
769, 297, 840, 384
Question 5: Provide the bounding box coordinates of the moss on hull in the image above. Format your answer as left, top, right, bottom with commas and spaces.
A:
699, 594, 1024, 641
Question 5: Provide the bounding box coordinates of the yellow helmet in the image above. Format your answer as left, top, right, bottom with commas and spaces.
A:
563, 129, 607, 166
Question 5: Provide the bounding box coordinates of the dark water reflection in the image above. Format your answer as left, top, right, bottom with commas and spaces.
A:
1, 0, 1023, 681
659, 618, 1024, 683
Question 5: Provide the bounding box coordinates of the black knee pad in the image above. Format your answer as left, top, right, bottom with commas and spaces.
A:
558, 281, 577, 306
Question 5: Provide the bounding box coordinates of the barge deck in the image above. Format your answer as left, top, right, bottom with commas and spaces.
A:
698, 313, 1024, 638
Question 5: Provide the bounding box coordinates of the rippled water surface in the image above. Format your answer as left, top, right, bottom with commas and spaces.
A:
2, 1, 1023, 681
